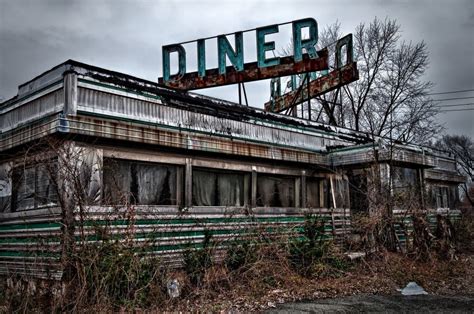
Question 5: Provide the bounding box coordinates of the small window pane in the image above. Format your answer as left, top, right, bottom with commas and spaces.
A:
256, 175, 295, 207
36, 164, 58, 207
13, 167, 35, 211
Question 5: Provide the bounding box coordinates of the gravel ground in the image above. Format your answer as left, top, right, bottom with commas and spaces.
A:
267, 294, 474, 313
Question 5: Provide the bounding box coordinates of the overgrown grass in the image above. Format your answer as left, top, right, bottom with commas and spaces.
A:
72, 241, 168, 309
2, 213, 470, 312
183, 229, 214, 286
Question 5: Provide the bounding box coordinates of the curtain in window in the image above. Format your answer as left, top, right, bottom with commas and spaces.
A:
257, 175, 294, 207
103, 160, 178, 205
193, 170, 246, 207
322, 179, 330, 208
217, 172, 244, 206
103, 161, 132, 204
78, 149, 102, 205
448, 186, 457, 209
193, 170, 216, 206
136, 164, 176, 205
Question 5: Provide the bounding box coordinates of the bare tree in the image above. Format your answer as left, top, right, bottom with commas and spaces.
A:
279, 17, 442, 144
437, 135, 474, 207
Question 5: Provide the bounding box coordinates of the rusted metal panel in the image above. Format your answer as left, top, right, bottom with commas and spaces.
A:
158, 50, 329, 90
75, 87, 354, 155
65, 115, 330, 165
264, 62, 359, 112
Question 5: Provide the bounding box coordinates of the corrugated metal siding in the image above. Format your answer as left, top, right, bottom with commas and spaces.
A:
0, 88, 64, 133
76, 87, 349, 154
0, 208, 63, 280
73, 206, 352, 267
0, 115, 61, 152
64, 115, 329, 165
392, 209, 462, 250
0, 206, 351, 279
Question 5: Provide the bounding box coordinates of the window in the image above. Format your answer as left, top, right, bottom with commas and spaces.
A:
192, 168, 249, 207
0, 163, 10, 213
334, 176, 350, 208
103, 159, 180, 205
306, 178, 321, 208
433, 186, 451, 209
12, 163, 57, 211
393, 167, 418, 188
307, 177, 350, 209
256, 174, 295, 207
349, 173, 368, 213
392, 167, 420, 208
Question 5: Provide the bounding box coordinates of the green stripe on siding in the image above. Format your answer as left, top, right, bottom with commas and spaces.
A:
0, 222, 61, 231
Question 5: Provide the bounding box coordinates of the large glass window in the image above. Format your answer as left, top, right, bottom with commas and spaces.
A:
103, 159, 179, 205
192, 168, 248, 207
12, 163, 58, 211
256, 174, 295, 207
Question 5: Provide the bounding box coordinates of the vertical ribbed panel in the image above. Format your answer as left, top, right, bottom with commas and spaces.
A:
76, 87, 350, 153
1, 89, 64, 132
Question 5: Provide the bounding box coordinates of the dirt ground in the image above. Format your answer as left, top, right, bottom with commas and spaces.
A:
267, 294, 474, 313
156, 252, 474, 312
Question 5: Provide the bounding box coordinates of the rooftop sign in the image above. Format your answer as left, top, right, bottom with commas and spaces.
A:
158, 18, 329, 90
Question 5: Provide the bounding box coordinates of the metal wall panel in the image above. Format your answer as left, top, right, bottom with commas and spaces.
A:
0, 207, 63, 280
1, 89, 64, 133
76, 87, 350, 154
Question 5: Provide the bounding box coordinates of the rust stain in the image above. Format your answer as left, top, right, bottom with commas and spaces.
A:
264, 62, 359, 112
158, 50, 329, 90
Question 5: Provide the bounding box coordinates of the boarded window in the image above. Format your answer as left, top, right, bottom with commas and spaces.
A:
256, 175, 295, 207
193, 169, 248, 207
103, 159, 179, 205
12, 162, 57, 211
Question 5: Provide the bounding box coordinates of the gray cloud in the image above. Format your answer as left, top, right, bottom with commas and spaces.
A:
1, 0, 473, 137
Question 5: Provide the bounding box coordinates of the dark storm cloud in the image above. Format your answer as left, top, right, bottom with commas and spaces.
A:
1, 0, 473, 137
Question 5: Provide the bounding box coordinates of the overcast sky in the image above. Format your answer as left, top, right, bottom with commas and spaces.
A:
1, 0, 473, 138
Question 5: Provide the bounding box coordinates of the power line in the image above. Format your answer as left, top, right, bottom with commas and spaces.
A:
427, 89, 474, 96
433, 96, 474, 102
435, 102, 474, 108
438, 108, 474, 113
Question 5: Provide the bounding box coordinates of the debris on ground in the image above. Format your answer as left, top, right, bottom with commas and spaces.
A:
400, 282, 428, 296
